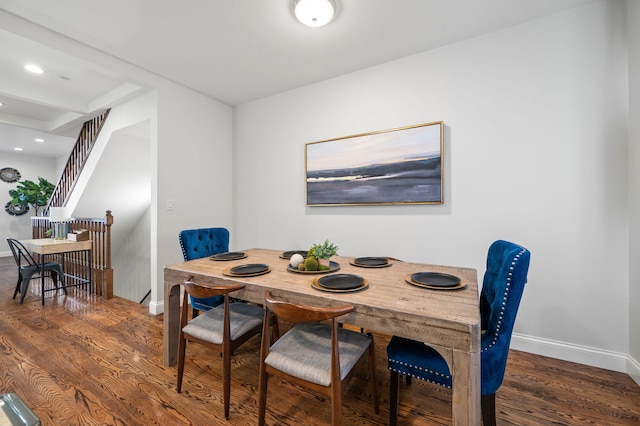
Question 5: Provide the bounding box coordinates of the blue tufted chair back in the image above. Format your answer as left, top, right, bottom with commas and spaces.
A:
179, 228, 229, 261
479, 240, 530, 395
178, 228, 230, 315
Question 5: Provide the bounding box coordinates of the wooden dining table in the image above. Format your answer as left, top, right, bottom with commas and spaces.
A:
163, 248, 481, 425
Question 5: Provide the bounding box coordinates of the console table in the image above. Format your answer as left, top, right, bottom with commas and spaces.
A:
20, 239, 93, 305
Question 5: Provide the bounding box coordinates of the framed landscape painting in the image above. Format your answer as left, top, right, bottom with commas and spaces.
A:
305, 121, 444, 206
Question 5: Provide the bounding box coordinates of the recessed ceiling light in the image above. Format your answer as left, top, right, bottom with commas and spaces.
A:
35, 138, 45, 143
0, 102, 4, 106
14, 147, 24, 151
25, 64, 44, 74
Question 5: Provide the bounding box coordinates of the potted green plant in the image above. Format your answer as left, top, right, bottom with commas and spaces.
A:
310, 239, 339, 266
8, 177, 55, 217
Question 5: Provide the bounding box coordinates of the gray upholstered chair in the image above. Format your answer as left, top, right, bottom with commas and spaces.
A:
176, 279, 265, 420
257, 290, 379, 425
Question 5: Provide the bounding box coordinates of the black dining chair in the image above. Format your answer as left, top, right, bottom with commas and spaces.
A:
386, 240, 531, 426
7, 238, 65, 304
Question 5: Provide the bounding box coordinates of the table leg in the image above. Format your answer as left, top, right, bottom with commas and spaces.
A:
163, 281, 181, 366
451, 349, 481, 425
41, 255, 45, 306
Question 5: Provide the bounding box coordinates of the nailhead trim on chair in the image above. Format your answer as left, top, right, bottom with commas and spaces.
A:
179, 238, 187, 260
388, 359, 452, 388
481, 247, 526, 353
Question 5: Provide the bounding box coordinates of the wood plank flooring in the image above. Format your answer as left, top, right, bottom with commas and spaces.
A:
1, 256, 639, 425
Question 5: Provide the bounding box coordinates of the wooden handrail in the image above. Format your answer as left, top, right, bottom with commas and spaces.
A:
31, 211, 114, 299
44, 109, 111, 216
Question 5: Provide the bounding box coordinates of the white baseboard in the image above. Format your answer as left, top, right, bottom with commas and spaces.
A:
511, 333, 629, 373
628, 355, 640, 387
149, 299, 164, 315
0, 251, 11, 258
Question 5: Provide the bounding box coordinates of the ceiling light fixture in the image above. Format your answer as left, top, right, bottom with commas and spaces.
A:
293, 0, 336, 27
35, 138, 45, 143
14, 147, 23, 151
25, 64, 44, 74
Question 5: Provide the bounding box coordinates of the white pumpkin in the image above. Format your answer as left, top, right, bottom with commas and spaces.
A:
290, 253, 304, 268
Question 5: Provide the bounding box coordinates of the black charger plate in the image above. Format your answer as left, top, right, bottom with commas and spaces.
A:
230, 263, 269, 275
211, 252, 246, 261
411, 272, 460, 287
317, 274, 364, 290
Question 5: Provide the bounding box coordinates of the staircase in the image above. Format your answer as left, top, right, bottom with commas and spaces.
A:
33, 109, 114, 299
45, 109, 111, 215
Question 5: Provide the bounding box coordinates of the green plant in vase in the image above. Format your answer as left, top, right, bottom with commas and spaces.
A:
310, 239, 339, 270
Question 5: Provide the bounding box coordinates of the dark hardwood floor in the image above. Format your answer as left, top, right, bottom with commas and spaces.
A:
1, 256, 639, 425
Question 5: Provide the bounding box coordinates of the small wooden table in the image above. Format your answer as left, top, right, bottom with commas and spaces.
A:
20, 238, 93, 305
164, 248, 481, 425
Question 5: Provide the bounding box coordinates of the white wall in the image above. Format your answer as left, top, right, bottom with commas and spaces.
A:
0, 152, 58, 255
234, 1, 630, 371
115, 205, 151, 302
78, 127, 152, 302
152, 83, 234, 314
628, 0, 640, 385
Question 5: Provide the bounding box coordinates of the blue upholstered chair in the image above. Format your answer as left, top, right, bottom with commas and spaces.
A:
178, 228, 230, 317
386, 240, 531, 426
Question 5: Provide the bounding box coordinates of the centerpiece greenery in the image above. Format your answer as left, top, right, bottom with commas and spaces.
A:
8, 177, 55, 217
310, 239, 339, 259
294, 239, 339, 272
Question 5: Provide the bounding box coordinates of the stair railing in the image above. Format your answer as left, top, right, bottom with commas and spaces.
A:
31, 211, 114, 299
44, 109, 111, 216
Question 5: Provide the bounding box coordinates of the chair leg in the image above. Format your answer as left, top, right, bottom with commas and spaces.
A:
389, 370, 400, 426
176, 334, 187, 393
367, 334, 379, 414
19, 277, 33, 304
331, 377, 342, 426
481, 393, 496, 426
257, 370, 268, 426
54, 268, 68, 295
222, 347, 231, 420
13, 274, 22, 299
51, 271, 67, 295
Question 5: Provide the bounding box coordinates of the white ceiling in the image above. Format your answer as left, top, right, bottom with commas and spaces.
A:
0, 0, 597, 158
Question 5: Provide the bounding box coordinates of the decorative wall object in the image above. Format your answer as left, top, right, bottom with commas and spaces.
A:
305, 121, 444, 206
4, 201, 29, 216
0, 167, 21, 183
8, 177, 55, 217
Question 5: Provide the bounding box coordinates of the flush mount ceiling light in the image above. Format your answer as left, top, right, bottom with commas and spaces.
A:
35, 138, 45, 143
293, 0, 336, 27
25, 64, 44, 74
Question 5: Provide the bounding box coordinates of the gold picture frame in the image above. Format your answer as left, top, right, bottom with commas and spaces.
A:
305, 121, 444, 206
